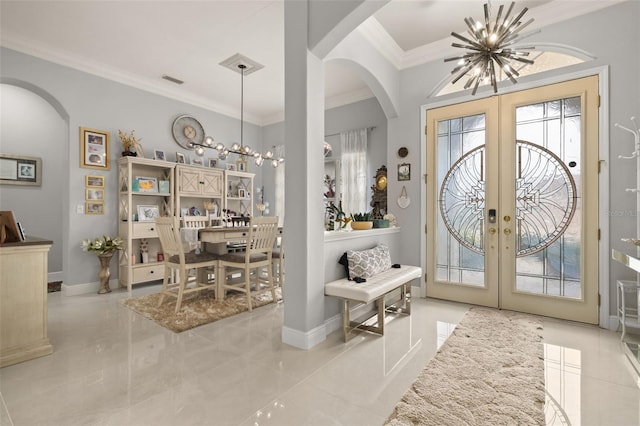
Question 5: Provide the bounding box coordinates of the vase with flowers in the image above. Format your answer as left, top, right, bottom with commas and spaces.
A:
82, 235, 124, 294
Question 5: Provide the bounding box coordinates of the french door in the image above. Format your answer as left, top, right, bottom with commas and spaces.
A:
426, 76, 599, 323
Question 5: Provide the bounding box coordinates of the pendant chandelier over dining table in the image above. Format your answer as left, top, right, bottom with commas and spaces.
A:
190, 63, 284, 168
445, 1, 536, 95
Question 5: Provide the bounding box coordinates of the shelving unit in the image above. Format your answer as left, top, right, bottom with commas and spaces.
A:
614, 116, 640, 375
118, 156, 175, 291
175, 164, 224, 227
224, 170, 254, 219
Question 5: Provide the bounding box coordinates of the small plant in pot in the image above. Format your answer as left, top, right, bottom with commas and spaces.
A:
350, 212, 374, 230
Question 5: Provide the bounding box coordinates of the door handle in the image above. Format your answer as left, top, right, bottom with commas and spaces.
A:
489, 227, 497, 234
503, 215, 511, 222
504, 228, 512, 235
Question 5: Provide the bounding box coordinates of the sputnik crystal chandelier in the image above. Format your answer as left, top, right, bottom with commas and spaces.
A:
190, 63, 284, 168
445, 1, 536, 95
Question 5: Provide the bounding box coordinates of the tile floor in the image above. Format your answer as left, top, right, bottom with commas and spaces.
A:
1, 285, 639, 426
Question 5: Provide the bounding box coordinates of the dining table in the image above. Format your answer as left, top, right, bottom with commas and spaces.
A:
198, 226, 284, 254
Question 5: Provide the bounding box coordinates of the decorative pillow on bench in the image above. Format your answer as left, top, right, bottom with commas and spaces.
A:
340, 244, 392, 280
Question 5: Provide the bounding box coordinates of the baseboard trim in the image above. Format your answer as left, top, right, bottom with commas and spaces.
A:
47, 271, 63, 283
61, 279, 118, 296
608, 315, 620, 332
282, 323, 327, 350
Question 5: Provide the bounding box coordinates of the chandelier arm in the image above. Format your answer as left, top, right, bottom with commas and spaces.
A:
451, 55, 485, 84
483, 3, 491, 33
451, 42, 487, 52
501, 2, 516, 32
464, 17, 481, 39
492, 5, 505, 36
508, 56, 535, 65
492, 55, 518, 83
495, 10, 530, 46
444, 53, 475, 63
489, 60, 498, 93
451, 32, 487, 51
498, 18, 535, 45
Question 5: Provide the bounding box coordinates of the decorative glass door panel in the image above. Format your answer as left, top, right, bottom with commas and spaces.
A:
513, 98, 580, 298
437, 115, 486, 287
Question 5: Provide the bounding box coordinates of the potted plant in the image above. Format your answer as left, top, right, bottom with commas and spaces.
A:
350, 212, 374, 230
82, 235, 124, 294
118, 129, 141, 157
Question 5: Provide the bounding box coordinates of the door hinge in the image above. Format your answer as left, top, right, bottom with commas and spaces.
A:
597, 95, 601, 108
424, 273, 428, 283
424, 174, 428, 184
598, 293, 601, 306
424, 224, 428, 234
424, 125, 428, 136
597, 160, 603, 173
598, 228, 601, 240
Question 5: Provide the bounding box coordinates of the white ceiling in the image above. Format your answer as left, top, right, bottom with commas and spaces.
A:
0, 0, 622, 125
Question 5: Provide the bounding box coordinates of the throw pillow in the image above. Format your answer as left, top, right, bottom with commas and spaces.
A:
346, 244, 391, 280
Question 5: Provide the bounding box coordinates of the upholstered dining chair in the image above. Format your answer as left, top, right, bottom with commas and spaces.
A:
218, 216, 279, 311
155, 217, 219, 312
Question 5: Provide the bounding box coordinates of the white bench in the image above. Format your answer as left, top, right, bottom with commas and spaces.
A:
325, 265, 422, 342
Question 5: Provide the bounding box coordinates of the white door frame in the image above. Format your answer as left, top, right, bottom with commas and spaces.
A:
419, 65, 610, 329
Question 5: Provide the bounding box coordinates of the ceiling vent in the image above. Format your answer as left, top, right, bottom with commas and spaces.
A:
219, 53, 264, 75
161, 74, 184, 85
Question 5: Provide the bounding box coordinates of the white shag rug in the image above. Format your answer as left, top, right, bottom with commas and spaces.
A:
386, 307, 545, 425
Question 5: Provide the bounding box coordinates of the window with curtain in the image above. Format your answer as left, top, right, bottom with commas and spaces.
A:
274, 144, 285, 227
340, 128, 367, 216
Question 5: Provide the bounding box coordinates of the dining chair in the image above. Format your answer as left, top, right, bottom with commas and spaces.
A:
181, 214, 215, 283
218, 216, 279, 311
181, 215, 211, 229
155, 217, 219, 312
271, 236, 284, 294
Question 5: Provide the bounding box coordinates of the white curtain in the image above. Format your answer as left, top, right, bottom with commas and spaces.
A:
274, 144, 285, 227
340, 128, 368, 216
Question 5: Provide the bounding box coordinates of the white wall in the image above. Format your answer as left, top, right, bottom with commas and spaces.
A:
0, 84, 67, 276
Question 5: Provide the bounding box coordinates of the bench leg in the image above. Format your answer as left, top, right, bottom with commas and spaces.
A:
343, 299, 351, 342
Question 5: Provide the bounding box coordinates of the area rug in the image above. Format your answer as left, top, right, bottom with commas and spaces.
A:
120, 288, 281, 333
385, 307, 545, 425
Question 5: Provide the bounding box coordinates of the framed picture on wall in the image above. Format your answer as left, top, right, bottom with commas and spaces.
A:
80, 127, 110, 170
0, 154, 42, 186
85, 202, 104, 215
86, 188, 104, 201
398, 163, 411, 181
85, 175, 104, 188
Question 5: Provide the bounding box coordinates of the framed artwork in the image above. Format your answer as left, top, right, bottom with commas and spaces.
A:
236, 160, 247, 172
191, 157, 203, 167
208, 158, 218, 168
85, 202, 104, 215
80, 127, 110, 170
137, 205, 160, 221
86, 188, 104, 201
226, 163, 237, 171
176, 152, 186, 164
154, 149, 166, 161
0, 154, 42, 186
398, 163, 411, 181
135, 176, 158, 192
238, 188, 246, 198
85, 175, 104, 188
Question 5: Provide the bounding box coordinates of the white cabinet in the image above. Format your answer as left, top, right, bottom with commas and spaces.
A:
176, 165, 224, 225
118, 156, 175, 291
224, 170, 254, 220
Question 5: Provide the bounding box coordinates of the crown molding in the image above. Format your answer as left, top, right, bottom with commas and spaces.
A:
356, 17, 405, 68
0, 32, 265, 125
324, 86, 375, 111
